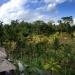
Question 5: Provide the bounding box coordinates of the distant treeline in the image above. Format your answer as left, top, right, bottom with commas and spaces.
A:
0, 16, 75, 45
0, 16, 75, 75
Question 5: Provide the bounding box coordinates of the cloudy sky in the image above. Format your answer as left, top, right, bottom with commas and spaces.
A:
0, 0, 75, 24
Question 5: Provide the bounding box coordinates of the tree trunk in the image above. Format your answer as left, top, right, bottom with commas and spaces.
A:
65, 66, 67, 75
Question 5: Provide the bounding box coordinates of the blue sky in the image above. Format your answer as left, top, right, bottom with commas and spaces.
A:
57, 1, 75, 17
0, 0, 75, 24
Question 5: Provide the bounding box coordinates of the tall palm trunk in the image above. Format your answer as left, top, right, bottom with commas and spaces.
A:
69, 66, 71, 75
65, 66, 67, 75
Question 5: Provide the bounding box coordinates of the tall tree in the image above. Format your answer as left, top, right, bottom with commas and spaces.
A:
0, 21, 5, 46
61, 16, 73, 25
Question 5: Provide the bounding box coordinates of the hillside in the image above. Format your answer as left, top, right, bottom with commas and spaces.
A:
0, 17, 75, 75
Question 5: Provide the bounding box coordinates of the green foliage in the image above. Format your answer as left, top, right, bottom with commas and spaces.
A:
0, 16, 75, 75
53, 37, 60, 50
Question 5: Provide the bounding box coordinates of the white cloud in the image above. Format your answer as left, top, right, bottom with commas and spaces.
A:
44, 0, 66, 3
0, 0, 70, 24
74, 19, 75, 24
36, 0, 67, 13
0, 0, 28, 23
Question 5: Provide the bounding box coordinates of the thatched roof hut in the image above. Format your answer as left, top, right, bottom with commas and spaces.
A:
0, 47, 16, 73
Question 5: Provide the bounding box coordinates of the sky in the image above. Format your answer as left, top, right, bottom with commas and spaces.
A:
0, 0, 75, 24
